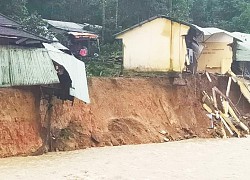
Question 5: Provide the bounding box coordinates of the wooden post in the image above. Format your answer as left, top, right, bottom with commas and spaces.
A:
45, 95, 53, 152
223, 77, 232, 114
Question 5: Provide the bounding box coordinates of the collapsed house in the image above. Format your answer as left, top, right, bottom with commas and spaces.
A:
115, 15, 203, 73
0, 13, 90, 103
0, 13, 58, 86
193, 26, 241, 74
44, 19, 100, 58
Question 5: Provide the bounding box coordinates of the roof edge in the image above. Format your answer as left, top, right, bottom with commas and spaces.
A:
0, 13, 51, 42
115, 15, 199, 37
0, 12, 22, 27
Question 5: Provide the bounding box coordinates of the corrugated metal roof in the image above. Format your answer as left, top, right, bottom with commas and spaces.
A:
0, 13, 21, 27
0, 26, 49, 42
0, 48, 11, 86
193, 25, 242, 41
45, 19, 88, 32
0, 46, 59, 87
232, 32, 250, 42
0, 13, 49, 43
43, 43, 90, 103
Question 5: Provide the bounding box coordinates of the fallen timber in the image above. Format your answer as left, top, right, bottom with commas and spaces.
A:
202, 72, 249, 138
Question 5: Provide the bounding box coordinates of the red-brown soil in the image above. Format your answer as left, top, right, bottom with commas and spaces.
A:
41, 75, 214, 152
0, 87, 42, 157
0, 75, 249, 157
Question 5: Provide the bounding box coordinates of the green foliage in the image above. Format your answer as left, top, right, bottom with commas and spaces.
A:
3, 0, 250, 76
3, 0, 250, 40
21, 12, 54, 39
233, 4, 250, 33
0, 0, 28, 20
0, 0, 53, 39
85, 42, 122, 77
190, 0, 250, 32
100, 42, 122, 56
85, 60, 122, 77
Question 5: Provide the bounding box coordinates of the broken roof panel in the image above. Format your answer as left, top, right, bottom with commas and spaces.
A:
0, 46, 59, 87
43, 43, 90, 103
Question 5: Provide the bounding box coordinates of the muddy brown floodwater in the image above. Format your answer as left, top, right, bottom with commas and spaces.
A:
0, 137, 250, 180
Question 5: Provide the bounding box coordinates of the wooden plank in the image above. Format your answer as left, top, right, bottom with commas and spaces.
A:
212, 88, 218, 109
206, 72, 212, 82
221, 125, 227, 139
213, 87, 241, 116
220, 113, 241, 138
226, 77, 232, 97
203, 104, 213, 113
222, 100, 229, 116
228, 105, 249, 133
220, 116, 234, 136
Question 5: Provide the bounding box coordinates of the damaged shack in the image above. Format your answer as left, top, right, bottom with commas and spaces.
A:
0, 13, 59, 87
115, 15, 203, 73
0, 13, 90, 103
45, 19, 100, 59
194, 26, 242, 75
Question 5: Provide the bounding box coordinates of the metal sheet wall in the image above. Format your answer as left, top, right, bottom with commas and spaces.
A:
0, 46, 59, 87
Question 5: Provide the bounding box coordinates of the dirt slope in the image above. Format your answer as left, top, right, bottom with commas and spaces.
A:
0, 87, 42, 157
43, 76, 214, 152
2, 75, 248, 157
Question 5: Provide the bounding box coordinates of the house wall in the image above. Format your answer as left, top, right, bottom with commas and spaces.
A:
198, 33, 233, 74
117, 18, 190, 72
171, 22, 189, 72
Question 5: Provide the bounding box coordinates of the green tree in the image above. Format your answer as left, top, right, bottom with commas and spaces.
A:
0, 0, 52, 38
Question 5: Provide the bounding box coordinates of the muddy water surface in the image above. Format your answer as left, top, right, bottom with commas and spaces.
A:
0, 137, 250, 180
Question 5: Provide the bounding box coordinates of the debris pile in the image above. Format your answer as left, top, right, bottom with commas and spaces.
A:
202, 72, 250, 138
